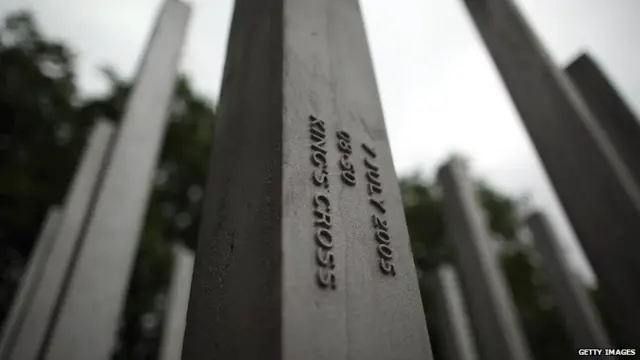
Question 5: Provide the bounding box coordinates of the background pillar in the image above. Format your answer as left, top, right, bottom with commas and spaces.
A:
462, 0, 640, 346
3, 120, 115, 360
158, 245, 194, 360
439, 159, 532, 360
527, 212, 611, 350
42, 2, 191, 359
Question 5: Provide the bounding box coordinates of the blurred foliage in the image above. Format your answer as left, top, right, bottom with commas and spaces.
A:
0, 9, 609, 360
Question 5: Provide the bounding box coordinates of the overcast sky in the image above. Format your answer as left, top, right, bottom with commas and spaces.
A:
2, 0, 639, 284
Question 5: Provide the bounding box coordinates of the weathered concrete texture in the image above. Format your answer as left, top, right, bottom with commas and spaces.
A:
566, 53, 640, 189
182, 0, 432, 359
2, 120, 115, 360
42, 2, 191, 360
527, 212, 611, 349
429, 264, 479, 360
439, 159, 532, 360
463, 0, 640, 347
0, 207, 62, 359
158, 245, 194, 360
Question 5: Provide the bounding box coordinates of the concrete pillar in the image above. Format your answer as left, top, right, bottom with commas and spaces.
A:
527, 212, 611, 350
0, 207, 62, 358
429, 264, 479, 360
2, 120, 115, 360
158, 245, 194, 360
438, 159, 532, 360
565, 53, 640, 188
41, 2, 191, 360
462, 0, 640, 346
181, 0, 433, 359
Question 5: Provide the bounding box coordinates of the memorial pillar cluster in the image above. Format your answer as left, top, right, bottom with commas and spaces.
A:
0, 2, 191, 360
462, 0, 640, 348
4, 0, 640, 358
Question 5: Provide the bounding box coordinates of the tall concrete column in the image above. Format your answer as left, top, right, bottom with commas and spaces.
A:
158, 245, 194, 360
0, 207, 62, 359
565, 53, 640, 188
462, 0, 640, 346
438, 159, 532, 360
527, 212, 611, 350
42, 2, 191, 360
429, 264, 479, 360
1, 120, 115, 360
182, 0, 432, 359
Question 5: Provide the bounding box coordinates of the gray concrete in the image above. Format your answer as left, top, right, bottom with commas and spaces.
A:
158, 245, 194, 360
182, 0, 432, 359
566, 53, 640, 189
0, 207, 62, 359
438, 159, 532, 360
527, 212, 611, 349
2, 120, 115, 360
429, 264, 479, 360
462, 0, 640, 347
41, 2, 191, 360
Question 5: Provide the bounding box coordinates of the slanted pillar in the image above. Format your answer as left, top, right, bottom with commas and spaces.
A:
462, 0, 640, 346
439, 159, 532, 360
2, 120, 115, 360
527, 212, 611, 350
0, 207, 62, 358
158, 245, 194, 360
42, 2, 191, 360
565, 53, 640, 188
182, 0, 433, 359
429, 264, 479, 360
